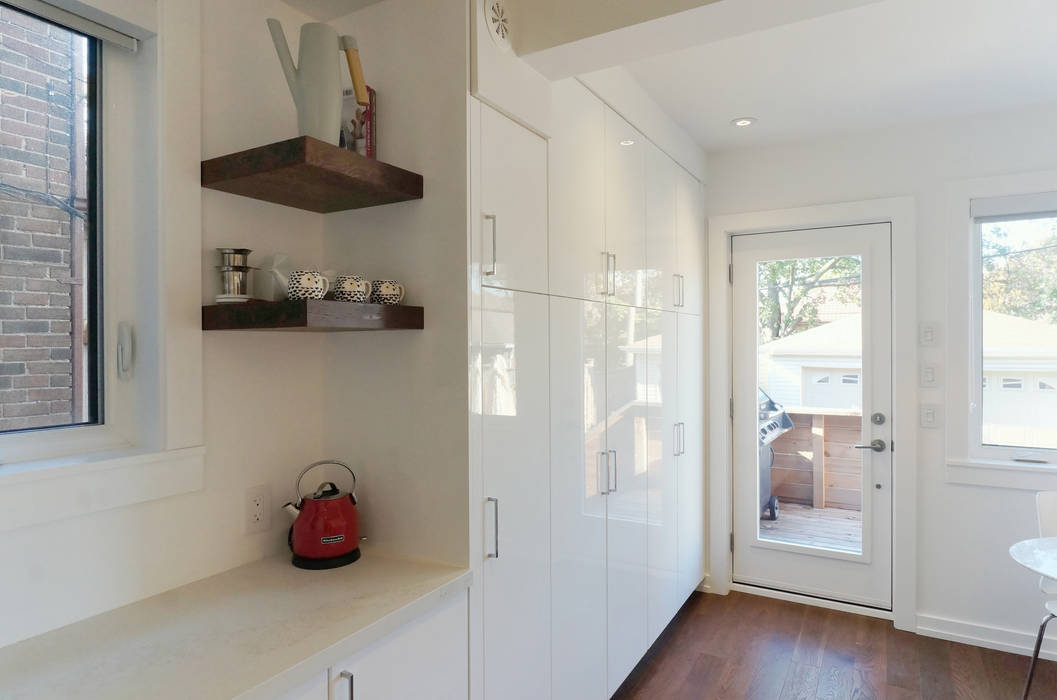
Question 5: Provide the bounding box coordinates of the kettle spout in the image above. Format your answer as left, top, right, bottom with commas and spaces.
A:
282, 502, 300, 520
266, 18, 299, 97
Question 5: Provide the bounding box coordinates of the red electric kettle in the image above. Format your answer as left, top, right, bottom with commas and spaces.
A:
282, 460, 361, 569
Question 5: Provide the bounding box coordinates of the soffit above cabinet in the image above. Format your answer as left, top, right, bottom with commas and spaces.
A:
282, 0, 385, 21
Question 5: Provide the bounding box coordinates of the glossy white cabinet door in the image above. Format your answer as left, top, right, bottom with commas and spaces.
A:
677, 313, 706, 599
604, 109, 647, 308
605, 303, 649, 694
480, 104, 548, 294
328, 594, 469, 700
675, 169, 706, 316
647, 310, 680, 644
276, 672, 327, 700
549, 79, 605, 302
550, 295, 607, 700
481, 288, 551, 700
645, 144, 679, 312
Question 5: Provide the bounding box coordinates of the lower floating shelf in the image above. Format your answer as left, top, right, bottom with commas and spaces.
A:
202, 299, 424, 332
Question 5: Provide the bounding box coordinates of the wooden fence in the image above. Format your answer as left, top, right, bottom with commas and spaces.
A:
769, 411, 863, 511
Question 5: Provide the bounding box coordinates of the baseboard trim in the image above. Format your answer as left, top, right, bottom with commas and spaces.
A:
916, 613, 1057, 661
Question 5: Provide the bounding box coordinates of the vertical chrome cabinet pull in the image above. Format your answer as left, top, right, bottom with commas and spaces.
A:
340, 670, 354, 700
680, 422, 686, 455
601, 251, 610, 296
608, 253, 617, 296
486, 497, 499, 558
678, 275, 686, 307
597, 451, 607, 494
673, 424, 681, 456
609, 449, 618, 492
673, 274, 680, 307
483, 214, 497, 276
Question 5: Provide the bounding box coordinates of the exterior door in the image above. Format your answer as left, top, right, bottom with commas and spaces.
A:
731, 223, 893, 609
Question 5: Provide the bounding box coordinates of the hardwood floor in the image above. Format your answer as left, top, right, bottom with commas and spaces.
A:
759, 503, 863, 554
613, 591, 1057, 700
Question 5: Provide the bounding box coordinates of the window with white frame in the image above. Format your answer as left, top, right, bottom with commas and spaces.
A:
971, 195, 1057, 456
0, 3, 100, 433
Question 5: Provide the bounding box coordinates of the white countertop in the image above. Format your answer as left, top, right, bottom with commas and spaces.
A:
0, 546, 471, 700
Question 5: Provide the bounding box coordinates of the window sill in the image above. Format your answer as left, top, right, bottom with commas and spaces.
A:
0, 446, 205, 533
946, 456, 1057, 491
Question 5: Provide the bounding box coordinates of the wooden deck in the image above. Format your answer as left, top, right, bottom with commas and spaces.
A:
760, 503, 862, 553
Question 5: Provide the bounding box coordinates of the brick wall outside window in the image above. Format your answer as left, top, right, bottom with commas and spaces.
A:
0, 8, 90, 432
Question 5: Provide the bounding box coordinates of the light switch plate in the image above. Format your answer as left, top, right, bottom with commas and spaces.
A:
919, 322, 941, 347
920, 363, 940, 388
920, 403, 942, 428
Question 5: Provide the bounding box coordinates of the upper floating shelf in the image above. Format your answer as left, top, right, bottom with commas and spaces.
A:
201, 136, 423, 213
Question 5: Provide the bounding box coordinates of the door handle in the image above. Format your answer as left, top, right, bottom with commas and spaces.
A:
597, 451, 607, 494
486, 497, 499, 558
853, 439, 887, 453
609, 449, 618, 492
483, 214, 497, 276
339, 670, 354, 700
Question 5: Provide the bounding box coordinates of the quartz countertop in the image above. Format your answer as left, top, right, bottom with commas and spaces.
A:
0, 546, 471, 699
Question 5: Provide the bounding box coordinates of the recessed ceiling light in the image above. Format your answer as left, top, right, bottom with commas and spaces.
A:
731, 117, 757, 127
619, 139, 635, 146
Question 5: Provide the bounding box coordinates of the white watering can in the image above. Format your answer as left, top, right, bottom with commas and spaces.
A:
266, 19, 345, 145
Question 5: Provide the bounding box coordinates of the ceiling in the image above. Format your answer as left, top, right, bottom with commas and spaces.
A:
623, 0, 1057, 151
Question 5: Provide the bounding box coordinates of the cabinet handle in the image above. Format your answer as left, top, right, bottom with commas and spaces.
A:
484, 214, 497, 276
597, 451, 607, 494
673, 274, 680, 307
609, 449, 618, 493
680, 422, 686, 455
486, 496, 499, 558
608, 253, 617, 296
601, 251, 609, 297
340, 670, 354, 700
680, 275, 686, 307
673, 424, 680, 456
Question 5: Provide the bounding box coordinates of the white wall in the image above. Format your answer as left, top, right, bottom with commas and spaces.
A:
0, 0, 332, 648
708, 102, 1057, 654
321, 0, 469, 566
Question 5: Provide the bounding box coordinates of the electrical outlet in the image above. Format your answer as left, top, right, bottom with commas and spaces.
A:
245, 484, 271, 534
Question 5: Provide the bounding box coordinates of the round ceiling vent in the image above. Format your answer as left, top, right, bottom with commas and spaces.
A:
484, 0, 512, 52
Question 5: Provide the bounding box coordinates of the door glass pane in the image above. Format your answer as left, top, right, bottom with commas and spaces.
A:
979, 216, 1057, 450
756, 256, 863, 554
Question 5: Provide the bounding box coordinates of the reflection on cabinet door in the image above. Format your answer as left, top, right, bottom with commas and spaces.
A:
481, 288, 551, 700
550, 295, 607, 700
327, 594, 469, 700
480, 105, 548, 294
605, 303, 649, 693
550, 79, 605, 302
275, 671, 327, 700
677, 313, 705, 598
645, 144, 679, 311
675, 169, 706, 316
647, 310, 680, 644
604, 108, 647, 308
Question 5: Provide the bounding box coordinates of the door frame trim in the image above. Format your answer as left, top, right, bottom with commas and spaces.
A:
707, 197, 918, 631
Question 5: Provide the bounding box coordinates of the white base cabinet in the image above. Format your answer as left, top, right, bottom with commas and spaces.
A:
327, 594, 469, 700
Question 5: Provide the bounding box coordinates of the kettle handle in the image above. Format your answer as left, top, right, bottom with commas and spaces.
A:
295, 459, 357, 505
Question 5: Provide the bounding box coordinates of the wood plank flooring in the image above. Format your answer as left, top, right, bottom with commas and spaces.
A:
759, 504, 863, 554
612, 591, 1057, 700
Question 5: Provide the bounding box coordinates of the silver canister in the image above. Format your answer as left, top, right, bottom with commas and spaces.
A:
217, 265, 253, 297
217, 248, 252, 267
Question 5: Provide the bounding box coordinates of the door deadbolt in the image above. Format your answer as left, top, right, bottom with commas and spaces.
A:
871, 412, 886, 425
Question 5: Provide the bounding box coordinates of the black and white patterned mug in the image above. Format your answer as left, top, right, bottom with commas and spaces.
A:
333, 275, 371, 303
370, 280, 405, 305
287, 270, 329, 300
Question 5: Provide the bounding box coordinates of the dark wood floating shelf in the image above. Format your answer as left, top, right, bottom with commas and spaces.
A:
202, 299, 424, 332
200, 136, 423, 213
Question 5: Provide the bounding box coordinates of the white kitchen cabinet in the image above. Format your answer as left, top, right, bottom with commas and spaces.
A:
480, 104, 548, 295
647, 310, 680, 644
605, 303, 649, 693
549, 79, 606, 302
276, 672, 328, 700
645, 144, 679, 312
481, 287, 551, 700
549, 295, 607, 700
677, 313, 706, 598
604, 108, 647, 308
328, 594, 468, 700
675, 168, 706, 316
